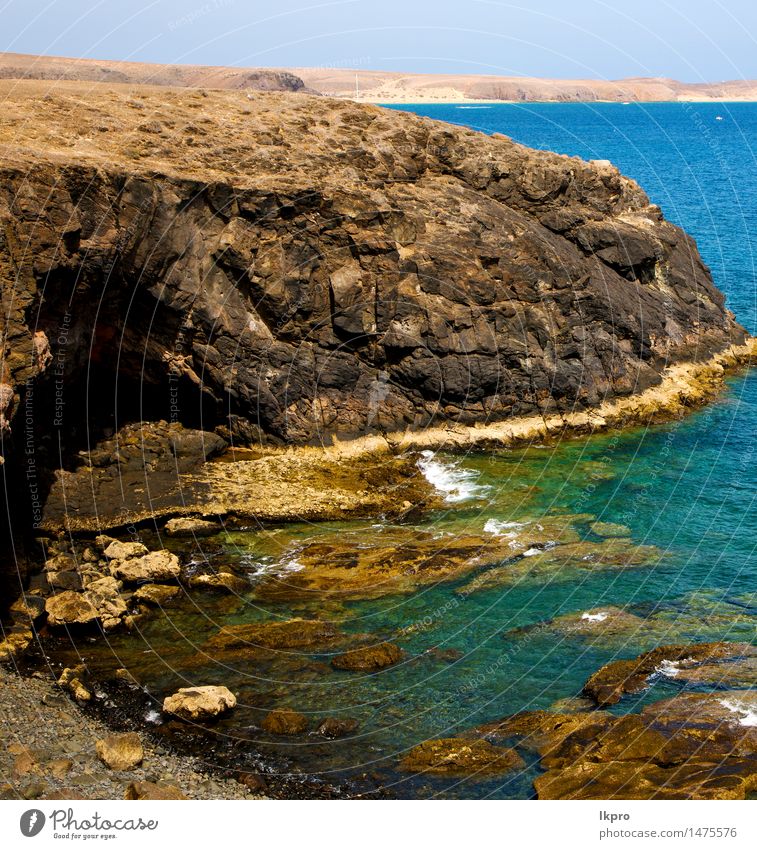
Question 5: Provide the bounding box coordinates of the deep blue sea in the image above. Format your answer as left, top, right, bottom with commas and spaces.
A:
64, 103, 757, 798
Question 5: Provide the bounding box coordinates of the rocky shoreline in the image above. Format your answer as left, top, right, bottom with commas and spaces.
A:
1, 78, 756, 801
0, 665, 264, 801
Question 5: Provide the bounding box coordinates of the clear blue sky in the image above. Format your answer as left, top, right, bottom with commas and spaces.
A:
3, 0, 757, 81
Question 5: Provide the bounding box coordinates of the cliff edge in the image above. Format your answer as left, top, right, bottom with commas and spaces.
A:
0, 80, 748, 459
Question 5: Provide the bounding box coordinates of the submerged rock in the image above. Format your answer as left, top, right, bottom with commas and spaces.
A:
532, 691, 757, 800
261, 708, 309, 735
400, 738, 524, 776
331, 642, 403, 671
206, 618, 342, 655
131, 584, 182, 607
162, 685, 237, 721
583, 642, 757, 706
316, 717, 359, 739
188, 572, 249, 594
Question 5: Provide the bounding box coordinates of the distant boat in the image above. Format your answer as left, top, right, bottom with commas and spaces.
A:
716, 115, 724, 120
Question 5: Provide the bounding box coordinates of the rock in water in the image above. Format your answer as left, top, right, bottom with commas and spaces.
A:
162, 685, 237, 721
331, 642, 403, 671
95, 733, 144, 770
583, 641, 757, 706
399, 739, 524, 776
261, 708, 309, 735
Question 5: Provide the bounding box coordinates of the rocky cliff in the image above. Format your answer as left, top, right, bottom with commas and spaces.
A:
0, 79, 746, 470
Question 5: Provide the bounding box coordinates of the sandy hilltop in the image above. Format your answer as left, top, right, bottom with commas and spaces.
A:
294, 68, 757, 103
2, 51, 757, 102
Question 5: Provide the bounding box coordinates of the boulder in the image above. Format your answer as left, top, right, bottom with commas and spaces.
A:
45, 591, 99, 628
103, 541, 148, 560
131, 584, 182, 606
114, 550, 180, 584
95, 733, 144, 770
331, 642, 403, 671
399, 738, 524, 776
162, 685, 237, 721
261, 708, 309, 735
8, 594, 47, 627
0, 629, 33, 663
83, 576, 127, 630
165, 517, 220, 537
188, 572, 249, 594
124, 781, 187, 800
316, 717, 359, 739
57, 666, 92, 703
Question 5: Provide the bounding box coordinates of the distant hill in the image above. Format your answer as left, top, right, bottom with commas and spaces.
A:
294, 68, 757, 102
1, 52, 755, 103
0, 52, 314, 94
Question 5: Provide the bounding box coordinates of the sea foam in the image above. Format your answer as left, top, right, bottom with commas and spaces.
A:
417, 451, 489, 503
719, 698, 757, 726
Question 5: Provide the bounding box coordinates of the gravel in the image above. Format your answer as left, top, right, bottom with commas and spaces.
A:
0, 667, 264, 800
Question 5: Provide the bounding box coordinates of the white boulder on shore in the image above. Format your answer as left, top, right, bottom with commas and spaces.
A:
163, 686, 237, 721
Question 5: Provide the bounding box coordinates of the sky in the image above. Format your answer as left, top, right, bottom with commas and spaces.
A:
2, 0, 757, 82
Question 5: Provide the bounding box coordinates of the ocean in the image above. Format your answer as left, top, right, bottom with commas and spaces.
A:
57, 103, 757, 798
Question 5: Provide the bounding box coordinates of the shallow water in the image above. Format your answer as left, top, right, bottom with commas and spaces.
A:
56, 103, 757, 798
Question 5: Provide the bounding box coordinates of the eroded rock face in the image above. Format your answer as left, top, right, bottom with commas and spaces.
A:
162, 685, 237, 721
0, 82, 746, 469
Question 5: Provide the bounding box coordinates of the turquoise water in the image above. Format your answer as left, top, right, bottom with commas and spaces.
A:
62, 104, 757, 798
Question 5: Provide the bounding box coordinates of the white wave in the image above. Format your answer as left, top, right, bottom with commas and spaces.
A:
483, 518, 526, 535
417, 451, 489, 503
719, 698, 757, 726
581, 611, 609, 623
655, 659, 681, 678
241, 554, 306, 577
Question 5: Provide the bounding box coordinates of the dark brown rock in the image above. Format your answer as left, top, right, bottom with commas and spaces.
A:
331, 642, 403, 671
583, 642, 757, 706
261, 708, 309, 735
316, 717, 359, 738
0, 83, 746, 479
207, 618, 341, 654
